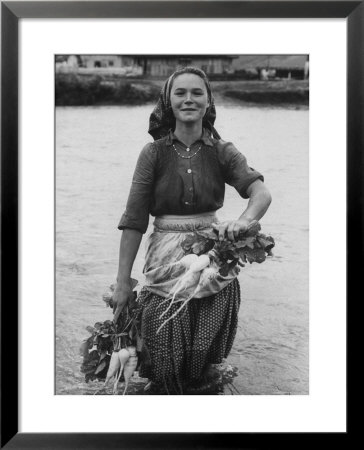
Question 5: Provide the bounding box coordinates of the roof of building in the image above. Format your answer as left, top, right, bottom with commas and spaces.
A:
128, 55, 237, 60
232, 55, 308, 70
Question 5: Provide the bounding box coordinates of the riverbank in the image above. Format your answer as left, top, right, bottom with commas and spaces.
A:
213, 80, 309, 106
55, 73, 161, 106
55, 73, 309, 107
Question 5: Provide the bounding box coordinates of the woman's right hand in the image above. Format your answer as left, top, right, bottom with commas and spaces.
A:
113, 279, 134, 323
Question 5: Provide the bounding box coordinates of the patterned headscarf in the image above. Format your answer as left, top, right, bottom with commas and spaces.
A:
148, 66, 221, 141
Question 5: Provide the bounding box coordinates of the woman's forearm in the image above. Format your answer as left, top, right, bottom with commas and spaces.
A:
116, 228, 143, 285
239, 181, 272, 222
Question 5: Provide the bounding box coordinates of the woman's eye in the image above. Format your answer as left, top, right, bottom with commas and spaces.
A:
174, 91, 204, 96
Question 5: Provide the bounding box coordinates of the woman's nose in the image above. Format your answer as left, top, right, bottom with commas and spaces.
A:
184, 93, 193, 103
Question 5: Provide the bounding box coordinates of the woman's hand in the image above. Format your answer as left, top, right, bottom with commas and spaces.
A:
212, 217, 252, 242
113, 229, 143, 323
113, 279, 134, 323
211, 180, 272, 242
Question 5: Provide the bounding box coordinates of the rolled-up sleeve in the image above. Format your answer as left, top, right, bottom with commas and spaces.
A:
219, 141, 264, 199
118, 143, 156, 234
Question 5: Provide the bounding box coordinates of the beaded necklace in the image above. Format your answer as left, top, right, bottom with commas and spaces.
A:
172, 143, 202, 159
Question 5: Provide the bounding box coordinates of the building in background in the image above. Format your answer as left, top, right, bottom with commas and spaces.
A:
232, 55, 309, 80
55, 55, 83, 72
80, 55, 236, 76
56, 55, 236, 77
81, 55, 138, 69
56, 54, 308, 80
131, 55, 236, 77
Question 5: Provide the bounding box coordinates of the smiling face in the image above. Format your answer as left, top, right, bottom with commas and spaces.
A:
170, 73, 210, 126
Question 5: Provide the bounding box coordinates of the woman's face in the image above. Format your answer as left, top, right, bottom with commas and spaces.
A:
170, 73, 210, 126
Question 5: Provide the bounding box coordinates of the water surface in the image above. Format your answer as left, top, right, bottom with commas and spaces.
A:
56, 104, 308, 395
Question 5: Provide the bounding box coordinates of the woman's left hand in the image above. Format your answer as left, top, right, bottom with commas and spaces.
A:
212, 218, 252, 242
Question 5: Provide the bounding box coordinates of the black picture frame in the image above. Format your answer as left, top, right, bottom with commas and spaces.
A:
1, 1, 360, 448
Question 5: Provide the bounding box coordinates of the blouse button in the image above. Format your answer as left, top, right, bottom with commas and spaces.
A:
189, 187, 193, 192
186, 148, 190, 152
187, 169, 192, 174
185, 201, 189, 205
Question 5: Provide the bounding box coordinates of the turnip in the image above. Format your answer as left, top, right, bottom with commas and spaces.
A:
157, 254, 207, 313
177, 253, 199, 268
198, 266, 219, 284
122, 346, 138, 395
104, 350, 121, 386
165, 253, 199, 271
93, 351, 121, 394
168, 254, 210, 303
159, 270, 201, 320
158, 253, 198, 277
126, 345, 137, 357
157, 265, 219, 334
112, 348, 130, 394
188, 254, 210, 272
158, 254, 212, 325
186, 267, 219, 300
155, 254, 200, 311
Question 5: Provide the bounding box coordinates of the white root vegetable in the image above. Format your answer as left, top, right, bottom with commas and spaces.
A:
104, 351, 121, 386
166, 253, 199, 270
160, 254, 199, 275
177, 253, 199, 268
123, 348, 138, 395
126, 345, 137, 357
157, 255, 213, 333
167, 254, 210, 304
156, 254, 200, 312
172, 269, 201, 300
158, 254, 209, 313
186, 267, 219, 300
188, 254, 210, 272
198, 267, 219, 284
118, 348, 131, 366
112, 348, 130, 394
157, 266, 219, 334
159, 270, 201, 320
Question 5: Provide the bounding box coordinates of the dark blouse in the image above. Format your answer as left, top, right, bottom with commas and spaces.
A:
118, 129, 264, 234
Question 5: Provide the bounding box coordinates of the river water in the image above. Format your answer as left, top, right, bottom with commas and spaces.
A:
56, 103, 308, 395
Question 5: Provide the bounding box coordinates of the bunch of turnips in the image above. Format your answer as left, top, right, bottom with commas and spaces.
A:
79, 282, 142, 395
156, 220, 275, 332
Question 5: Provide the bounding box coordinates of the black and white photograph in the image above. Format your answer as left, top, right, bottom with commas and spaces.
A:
2, 0, 355, 442
55, 54, 309, 396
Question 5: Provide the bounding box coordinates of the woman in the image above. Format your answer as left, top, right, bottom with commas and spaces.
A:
113, 67, 272, 394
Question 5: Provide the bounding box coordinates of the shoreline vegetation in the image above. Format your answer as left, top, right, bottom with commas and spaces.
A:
55, 73, 309, 108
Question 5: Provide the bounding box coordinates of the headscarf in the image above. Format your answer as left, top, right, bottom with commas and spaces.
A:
148, 67, 221, 141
